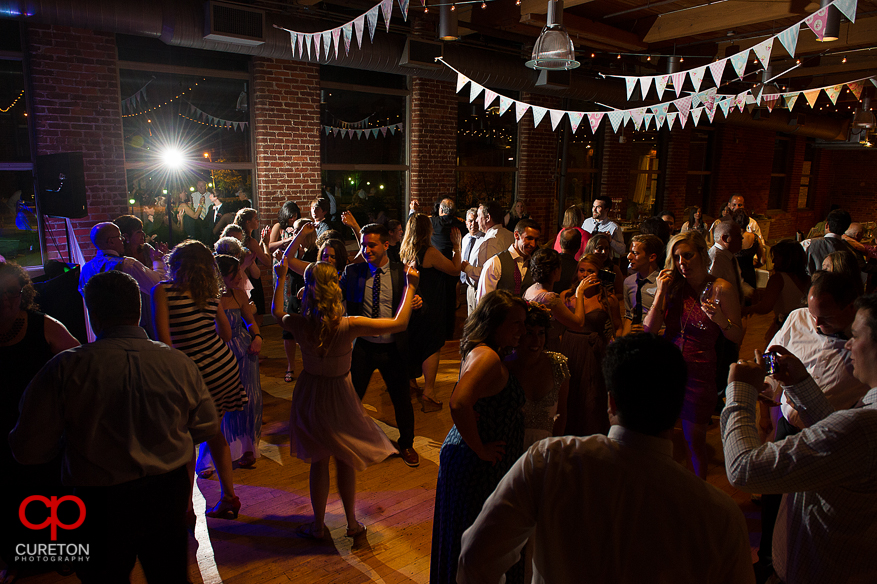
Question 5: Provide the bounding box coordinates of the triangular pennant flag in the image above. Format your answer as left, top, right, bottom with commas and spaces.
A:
718, 98, 731, 118
372, 128, 379, 138
332, 28, 341, 59
735, 92, 747, 113
549, 109, 565, 131
568, 112, 584, 133
483, 89, 498, 109
679, 110, 688, 129
456, 73, 469, 93
531, 106, 548, 128
302, 34, 311, 60
806, 8, 829, 39
380, 126, 387, 137
655, 76, 668, 100
366, 6, 380, 41
704, 88, 718, 111
667, 112, 678, 130
587, 112, 605, 133
691, 107, 703, 126
671, 72, 686, 97
640, 76, 653, 99
469, 81, 484, 103
675, 96, 692, 120
629, 108, 645, 128
398, 0, 409, 20
625, 77, 638, 100
752, 38, 774, 69
803, 89, 821, 108
333, 127, 340, 136
689, 66, 707, 93
785, 93, 799, 110
834, 0, 857, 22
347, 129, 354, 139
872, 78, 877, 89
356, 130, 364, 139
623, 111, 631, 126
288, 31, 297, 57
764, 94, 779, 112
389, 125, 396, 135
499, 95, 513, 116
825, 84, 843, 105
342, 24, 353, 55
515, 101, 530, 123
777, 24, 800, 58
353, 15, 365, 48
691, 93, 702, 108
297, 33, 306, 59
313, 34, 322, 60
708, 59, 726, 87
848, 81, 864, 100
322, 31, 332, 59
607, 111, 624, 133
235, 122, 241, 131
324, 125, 330, 135
381, 0, 393, 32
706, 102, 717, 122
729, 50, 749, 78
644, 113, 654, 130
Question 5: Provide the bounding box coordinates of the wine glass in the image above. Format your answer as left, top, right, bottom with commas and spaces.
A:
694, 281, 720, 329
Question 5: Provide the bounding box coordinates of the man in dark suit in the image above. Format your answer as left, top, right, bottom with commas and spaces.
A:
340, 223, 419, 467
805, 208, 853, 275
203, 191, 225, 244
553, 227, 581, 293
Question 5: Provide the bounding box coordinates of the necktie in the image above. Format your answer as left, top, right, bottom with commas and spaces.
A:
464, 236, 476, 263
513, 260, 522, 295
371, 269, 381, 319
633, 276, 647, 324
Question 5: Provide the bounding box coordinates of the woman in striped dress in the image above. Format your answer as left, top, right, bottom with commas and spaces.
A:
152, 240, 245, 520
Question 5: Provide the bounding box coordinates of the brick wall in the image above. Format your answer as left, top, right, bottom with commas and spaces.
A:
27, 25, 128, 261
411, 77, 456, 206
600, 123, 632, 208
817, 149, 877, 223
252, 58, 321, 228
662, 127, 690, 218
710, 125, 775, 218
517, 93, 562, 239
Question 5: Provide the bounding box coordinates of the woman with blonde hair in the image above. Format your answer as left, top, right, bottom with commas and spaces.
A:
273, 258, 417, 540
400, 212, 462, 412
644, 231, 742, 478
503, 200, 530, 233
552, 205, 589, 260
152, 240, 245, 520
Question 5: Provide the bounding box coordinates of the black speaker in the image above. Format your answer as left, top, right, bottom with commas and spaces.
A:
36, 152, 87, 218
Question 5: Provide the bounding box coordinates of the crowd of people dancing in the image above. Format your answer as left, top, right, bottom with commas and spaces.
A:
2, 189, 877, 584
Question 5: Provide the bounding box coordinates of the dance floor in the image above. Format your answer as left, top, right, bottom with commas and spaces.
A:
15, 306, 774, 583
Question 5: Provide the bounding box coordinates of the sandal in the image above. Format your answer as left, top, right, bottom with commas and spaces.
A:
238, 452, 257, 468
346, 523, 367, 538
420, 395, 443, 413
198, 469, 214, 479
284, 370, 294, 383
296, 522, 329, 541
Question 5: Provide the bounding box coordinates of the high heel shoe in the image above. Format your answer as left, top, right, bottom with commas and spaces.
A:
205, 496, 241, 519
420, 394, 443, 413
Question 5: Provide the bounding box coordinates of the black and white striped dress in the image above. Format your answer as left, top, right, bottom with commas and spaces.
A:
161, 283, 245, 415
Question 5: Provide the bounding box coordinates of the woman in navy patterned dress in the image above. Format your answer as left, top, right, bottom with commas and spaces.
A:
430, 290, 528, 584
152, 240, 246, 520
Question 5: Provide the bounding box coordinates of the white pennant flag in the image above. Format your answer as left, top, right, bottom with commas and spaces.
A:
531, 106, 548, 128
689, 66, 707, 93
752, 38, 774, 69
549, 109, 566, 131
691, 107, 703, 126
515, 101, 530, 123
499, 95, 513, 116
469, 81, 484, 103
667, 112, 678, 130
607, 111, 625, 133
381, 0, 393, 32
456, 73, 469, 93
640, 76, 654, 99
644, 113, 654, 130
366, 6, 380, 41
655, 76, 668, 100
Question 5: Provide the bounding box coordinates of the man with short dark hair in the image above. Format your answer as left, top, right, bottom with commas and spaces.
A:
659, 210, 676, 234
723, 292, 877, 584
581, 195, 625, 257
476, 219, 541, 302
710, 219, 749, 304
340, 223, 419, 467
621, 234, 662, 336
461, 202, 514, 314
310, 196, 331, 238
804, 208, 854, 275
387, 219, 403, 263
460, 207, 484, 291
10, 271, 218, 584
459, 334, 753, 584
553, 228, 581, 294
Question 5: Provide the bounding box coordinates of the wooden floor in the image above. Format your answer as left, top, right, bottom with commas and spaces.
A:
15, 302, 775, 584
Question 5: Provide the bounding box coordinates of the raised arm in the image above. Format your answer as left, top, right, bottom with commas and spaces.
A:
551, 280, 588, 330
703, 278, 743, 344
280, 222, 316, 275
347, 266, 419, 337
643, 269, 673, 333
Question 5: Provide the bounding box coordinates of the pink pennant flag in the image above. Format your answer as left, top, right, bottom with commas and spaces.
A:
515, 101, 530, 123
354, 15, 365, 48
456, 73, 469, 93
689, 66, 707, 93
332, 28, 341, 59
803, 89, 821, 108
848, 81, 865, 100
667, 112, 678, 130
531, 106, 548, 128
671, 72, 686, 97
764, 95, 779, 112
805, 8, 828, 40
707, 101, 718, 122
630, 108, 645, 130
655, 76, 668, 99
381, 0, 393, 32
675, 96, 692, 120
568, 112, 584, 134
380, 126, 387, 137
483, 89, 498, 109
587, 112, 605, 133
499, 95, 513, 116
752, 38, 774, 69
469, 81, 484, 103
825, 84, 843, 105
708, 60, 726, 87
297, 33, 306, 59
342, 24, 353, 55
347, 129, 355, 139
322, 31, 332, 59
366, 6, 379, 41
333, 127, 340, 136
549, 109, 565, 131
735, 92, 747, 113
640, 76, 653, 99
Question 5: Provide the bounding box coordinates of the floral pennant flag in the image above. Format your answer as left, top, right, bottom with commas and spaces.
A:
380, 126, 387, 137
777, 24, 800, 58
398, 0, 409, 20
325, 125, 331, 136
644, 113, 655, 130
569, 111, 584, 133
629, 108, 645, 129
678, 110, 688, 128
288, 31, 297, 57
531, 106, 548, 128
651, 104, 668, 128
752, 38, 774, 69
372, 128, 379, 138
625, 77, 638, 100
333, 127, 340, 136
675, 95, 692, 120
354, 15, 365, 48
499, 95, 514, 116
588, 112, 605, 133
483, 89, 498, 109
735, 92, 747, 113
332, 28, 341, 59
718, 97, 732, 118
549, 109, 565, 131
706, 101, 717, 122
381, 0, 393, 32
342, 24, 353, 54
825, 84, 843, 105
806, 8, 828, 40
607, 110, 625, 133
729, 50, 749, 79
640, 76, 653, 99
366, 5, 380, 41
655, 76, 668, 100
689, 66, 707, 93
456, 73, 469, 93
785, 93, 799, 110
848, 80, 864, 100
691, 107, 704, 126
672, 72, 686, 97
515, 101, 530, 123
297, 33, 306, 59
469, 80, 484, 103
667, 112, 678, 130
803, 88, 821, 108
835, 0, 858, 22
356, 130, 363, 139
708, 59, 726, 87
322, 31, 333, 58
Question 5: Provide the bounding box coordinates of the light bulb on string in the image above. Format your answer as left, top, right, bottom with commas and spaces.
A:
450, 3, 455, 10
481, 1, 486, 8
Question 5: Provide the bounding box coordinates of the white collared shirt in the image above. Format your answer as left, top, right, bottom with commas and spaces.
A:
476, 244, 528, 302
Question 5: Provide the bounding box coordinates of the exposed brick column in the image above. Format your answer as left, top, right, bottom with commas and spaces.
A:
518, 93, 562, 238
252, 58, 321, 229
410, 77, 456, 206
27, 25, 127, 260
711, 125, 774, 217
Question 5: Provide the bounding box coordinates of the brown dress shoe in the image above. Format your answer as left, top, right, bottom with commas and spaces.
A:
399, 447, 420, 467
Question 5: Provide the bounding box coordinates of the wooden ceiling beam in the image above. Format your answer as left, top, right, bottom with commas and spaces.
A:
769, 55, 877, 79
644, 0, 809, 44
521, 12, 647, 52
519, 0, 596, 15
715, 17, 877, 57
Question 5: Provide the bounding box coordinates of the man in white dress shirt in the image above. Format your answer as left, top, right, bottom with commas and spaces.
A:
459, 207, 483, 295
461, 202, 514, 314
621, 234, 662, 336
458, 334, 753, 584
581, 195, 625, 257
475, 219, 540, 303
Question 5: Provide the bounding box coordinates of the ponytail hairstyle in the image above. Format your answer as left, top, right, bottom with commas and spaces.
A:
301, 261, 344, 348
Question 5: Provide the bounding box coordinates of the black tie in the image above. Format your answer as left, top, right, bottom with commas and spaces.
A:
633, 276, 647, 324
371, 269, 381, 319
464, 236, 476, 263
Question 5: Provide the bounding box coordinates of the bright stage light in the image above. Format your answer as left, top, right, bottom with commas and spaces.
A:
160, 147, 185, 170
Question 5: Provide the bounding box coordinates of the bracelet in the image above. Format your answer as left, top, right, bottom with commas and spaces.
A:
723, 319, 735, 331
253, 333, 262, 338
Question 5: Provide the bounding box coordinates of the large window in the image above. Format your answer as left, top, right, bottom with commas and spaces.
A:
686, 128, 714, 213
628, 131, 661, 215
797, 139, 816, 209
564, 131, 600, 212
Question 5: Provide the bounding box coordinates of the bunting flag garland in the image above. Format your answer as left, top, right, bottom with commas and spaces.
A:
569, 111, 584, 133
777, 24, 800, 58
625, 77, 638, 100
848, 80, 864, 99
499, 95, 513, 116
398, 0, 409, 20
515, 101, 530, 123
729, 50, 749, 79
655, 75, 668, 100
640, 76, 654, 99
644, 113, 655, 130
484, 89, 498, 108
752, 38, 774, 68
366, 6, 379, 41
531, 106, 548, 128
607, 110, 625, 133
629, 108, 645, 129
550, 109, 565, 131
785, 93, 799, 110
718, 98, 732, 118
381, 0, 393, 31
332, 28, 341, 59
183, 103, 248, 131
803, 89, 822, 108
667, 112, 678, 130
825, 84, 843, 104
691, 108, 703, 126
835, 0, 857, 21
469, 81, 484, 103
588, 112, 605, 133
689, 66, 707, 93
354, 16, 364, 48
805, 7, 829, 40
322, 122, 402, 138
708, 60, 726, 87
121, 78, 154, 113
675, 95, 692, 120
457, 74, 470, 93
671, 72, 686, 97
706, 101, 717, 122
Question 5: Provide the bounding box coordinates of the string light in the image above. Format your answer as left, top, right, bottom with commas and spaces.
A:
450, 3, 455, 10
0, 89, 24, 113
178, 112, 243, 130
481, 1, 486, 7
515, 0, 520, 4
121, 81, 202, 118
424, 1, 428, 12
842, 56, 847, 63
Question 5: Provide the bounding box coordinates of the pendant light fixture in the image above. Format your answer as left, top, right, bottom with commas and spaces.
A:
525, 0, 580, 70
815, 0, 840, 42
439, 4, 459, 41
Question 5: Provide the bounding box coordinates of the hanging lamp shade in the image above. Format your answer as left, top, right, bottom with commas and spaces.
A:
853, 97, 876, 129
526, 0, 579, 70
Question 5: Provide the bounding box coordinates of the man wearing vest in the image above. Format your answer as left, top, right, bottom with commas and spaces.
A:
476, 219, 541, 303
